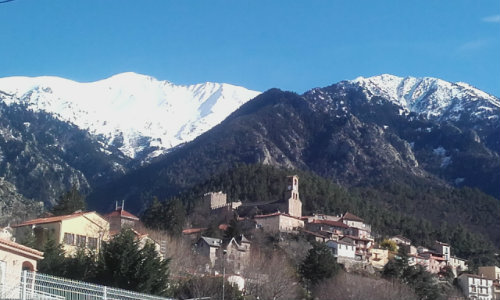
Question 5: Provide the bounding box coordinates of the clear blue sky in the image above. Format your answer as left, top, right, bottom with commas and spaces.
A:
1, 0, 499, 96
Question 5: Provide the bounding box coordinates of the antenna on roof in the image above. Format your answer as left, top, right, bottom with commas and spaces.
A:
115, 200, 125, 211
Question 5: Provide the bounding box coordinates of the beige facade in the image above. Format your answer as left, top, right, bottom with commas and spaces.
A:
13, 212, 109, 256
0, 238, 43, 298
255, 213, 304, 233
370, 248, 389, 269
479, 266, 500, 282
204, 192, 228, 209
479, 266, 500, 300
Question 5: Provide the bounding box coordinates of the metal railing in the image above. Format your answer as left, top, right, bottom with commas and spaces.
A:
3, 270, 173, 300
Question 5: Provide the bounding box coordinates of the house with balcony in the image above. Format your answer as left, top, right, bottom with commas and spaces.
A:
340, 235, 373, 261
458, 273, 493, 300
326, 239, 356, 261
479, 267, 500, 300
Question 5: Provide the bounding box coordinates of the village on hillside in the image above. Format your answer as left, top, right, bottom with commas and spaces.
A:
1, 175, 499, 299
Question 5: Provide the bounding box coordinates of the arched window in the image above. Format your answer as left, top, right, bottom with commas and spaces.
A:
22, 261, 34, 271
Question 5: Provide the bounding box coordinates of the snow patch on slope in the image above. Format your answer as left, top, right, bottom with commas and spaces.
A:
351, 74, 500, 121
0, 73, 260, 158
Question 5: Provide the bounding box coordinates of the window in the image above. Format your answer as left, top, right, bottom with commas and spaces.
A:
88, 237, 98, 249
76, 235, 86, 247
63, 233, 75, 245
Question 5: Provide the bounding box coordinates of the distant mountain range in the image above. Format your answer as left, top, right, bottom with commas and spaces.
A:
0, 74, 498, 245
0, 72, 259, 160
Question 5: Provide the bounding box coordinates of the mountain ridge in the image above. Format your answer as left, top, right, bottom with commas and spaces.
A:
0, 72, 260, 160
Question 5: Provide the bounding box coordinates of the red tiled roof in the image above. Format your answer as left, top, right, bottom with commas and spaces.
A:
309, 219, 349, 228
0, 238, 44, 259
342, 212, 364, 222
432, 256, 447, 261
105, 209, 139, 221
182, 228, 207, 235
12, 211, 89, 227
219, 224, 229, 231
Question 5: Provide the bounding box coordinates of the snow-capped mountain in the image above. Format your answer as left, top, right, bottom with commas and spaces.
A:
0, 72, 260, 159
349, 74, 500, 121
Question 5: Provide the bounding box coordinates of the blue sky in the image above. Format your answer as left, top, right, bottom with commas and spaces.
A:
0, 0, 499, 96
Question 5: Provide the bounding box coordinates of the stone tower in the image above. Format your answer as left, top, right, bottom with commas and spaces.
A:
285, 175, 302, 218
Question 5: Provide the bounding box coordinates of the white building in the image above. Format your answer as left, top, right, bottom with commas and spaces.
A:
458, 273, 493, 300
326, 240, 355, 260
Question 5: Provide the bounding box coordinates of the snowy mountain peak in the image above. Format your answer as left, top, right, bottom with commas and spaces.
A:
349, 74, 499, 121
0, 73, 260, 159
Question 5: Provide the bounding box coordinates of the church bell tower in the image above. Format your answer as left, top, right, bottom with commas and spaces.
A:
286, 175, 302, 218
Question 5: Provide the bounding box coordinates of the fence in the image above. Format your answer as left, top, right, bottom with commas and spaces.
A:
3, 270, 173, 300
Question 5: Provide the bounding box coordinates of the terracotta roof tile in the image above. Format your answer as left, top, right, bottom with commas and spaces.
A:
105, 209, 139, 221
342, 212, 364, 222
0, 238, 44, 259
218, 224, 229, 231
12, 211, 89, 227
309, 219, 349, 228
182, 228, 207, 235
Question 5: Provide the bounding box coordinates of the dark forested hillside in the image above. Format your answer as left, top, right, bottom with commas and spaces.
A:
145, 163, 499, 268
0, 102, 130, 206
87, 87, 500, 251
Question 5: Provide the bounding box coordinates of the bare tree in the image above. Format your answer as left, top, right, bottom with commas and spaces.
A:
313, 271, 418, 300
243, 251, 301, 300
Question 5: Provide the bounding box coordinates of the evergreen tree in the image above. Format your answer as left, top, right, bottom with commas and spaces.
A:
37, 237, 67, 276
142, 197, 186, 236
299, 242, 339, 286
383, 247, 443, 300
64, 248, 98, 281
94, 229, 170, 296
18, 230, 37, 250
163, 198, 186, 236
224, 215, 242, 240
141, 196, 163, 229
51, 185, 86, 216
